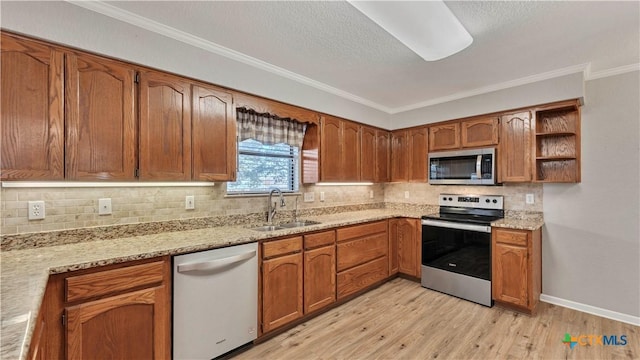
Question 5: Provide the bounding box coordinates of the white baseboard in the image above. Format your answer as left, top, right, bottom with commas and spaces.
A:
540, 294, 640, 326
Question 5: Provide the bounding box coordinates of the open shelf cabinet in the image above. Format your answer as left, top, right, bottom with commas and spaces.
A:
533, 101, 581, 182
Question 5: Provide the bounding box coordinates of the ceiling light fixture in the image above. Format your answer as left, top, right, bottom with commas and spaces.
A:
348, 0, 473, 61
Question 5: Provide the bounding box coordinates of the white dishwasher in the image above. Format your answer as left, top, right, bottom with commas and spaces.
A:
173, 242, 258, 360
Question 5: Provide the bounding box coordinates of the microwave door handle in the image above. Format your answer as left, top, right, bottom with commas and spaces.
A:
476, 155, 482, 179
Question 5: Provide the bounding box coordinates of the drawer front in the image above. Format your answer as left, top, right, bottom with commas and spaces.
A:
337, 256, 388, 299
66, 261, 165, 302
337, 232, 388, 272
336, 220, 387, 242
304, 230, 336, 249
494, 228, 528, 247
263, 236, 303, 258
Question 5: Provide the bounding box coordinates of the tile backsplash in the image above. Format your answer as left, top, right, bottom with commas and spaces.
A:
0, 183, 384, 235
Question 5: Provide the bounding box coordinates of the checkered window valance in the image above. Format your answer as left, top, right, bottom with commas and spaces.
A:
236, 108, 307, 148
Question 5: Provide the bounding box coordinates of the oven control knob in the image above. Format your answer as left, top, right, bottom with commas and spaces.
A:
448, 197, 453, 201
485, 199, 490, 203
442, 197, 447, 201
492, 199, 497, 203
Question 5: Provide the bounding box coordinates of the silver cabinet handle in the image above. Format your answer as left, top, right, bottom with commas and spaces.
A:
177, 250, 256, 273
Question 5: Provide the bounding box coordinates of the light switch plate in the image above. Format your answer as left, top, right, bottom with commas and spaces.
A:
526, 194, 535, 204
369, 190, 374, 199
320, 192, 325, 202
185, 195, 195, 210
303, 192, 314, 202
404, 191, 410, 199
28, 201, 45, 220
98, 198, 112, 215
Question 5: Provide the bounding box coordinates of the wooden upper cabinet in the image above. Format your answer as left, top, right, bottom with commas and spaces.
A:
461, 117, 498, 148
500, 111, 532, 182
342, 121, 361, 181
429, 123, 460, 151
360, 126, 376, 182
1, 33, 64, 180
139, 70, 192, 180
375, 130, 390, 183
320, 116, 342, 181
408, 127, 428, 182
65, 52, 136, 180
390, 130, 409, 182
191, 84, 236, 181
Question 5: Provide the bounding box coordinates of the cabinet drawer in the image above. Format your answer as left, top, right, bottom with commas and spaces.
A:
263, 236, 303, 258
336, 220, 387, 242
304, 230, 336, 249
337, 232, 388, 272
66, 261, 165, 302
494, 229, 528, 247
337, 256, 388, 299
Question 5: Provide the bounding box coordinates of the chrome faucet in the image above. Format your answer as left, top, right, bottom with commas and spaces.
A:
267, 188, 285, 224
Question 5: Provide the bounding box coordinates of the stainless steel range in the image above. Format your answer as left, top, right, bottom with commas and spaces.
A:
421, 194, 504, 307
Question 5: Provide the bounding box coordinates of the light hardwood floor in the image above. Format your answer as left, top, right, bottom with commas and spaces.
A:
236, 278, 638, 360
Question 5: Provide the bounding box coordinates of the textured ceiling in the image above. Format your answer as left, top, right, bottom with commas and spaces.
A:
101, 1, 639, 112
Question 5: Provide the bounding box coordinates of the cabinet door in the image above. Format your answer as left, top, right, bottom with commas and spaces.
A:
388, 219, 400, 275
192, 84, 236, 181
492, 242, 529, 307
461, 117, 498, 148
360, 125, 376, 182
139, 70, 192, 180
500, 111, 532, 182
320, 116, 342, 181
397, 218, 420, 277
304, 245, 336, 314
342, 121, 361, 181
262, 253, 303, 333
390, 130, 408, 182
66, 286, 169, 360
65, 52, 136, 180
408, 127, 428, 182
375, 130, 390, 182
1, 33, 64, 180
429, 123, 460, 151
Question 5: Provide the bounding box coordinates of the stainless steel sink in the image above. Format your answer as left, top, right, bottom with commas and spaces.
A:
249, 225, 285, 232
278, 220, 321, 228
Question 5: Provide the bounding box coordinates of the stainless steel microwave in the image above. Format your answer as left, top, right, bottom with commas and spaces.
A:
428, 148, 496, 185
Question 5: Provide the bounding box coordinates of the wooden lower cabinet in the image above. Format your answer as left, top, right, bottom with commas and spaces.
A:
304, 245, 336, 313
389, 218, 421, 278
492, 227, 542, 314
261, 237, 304, 333
28, 257, 171, 360
66, 286, 168, 360
336, 221, 389, 299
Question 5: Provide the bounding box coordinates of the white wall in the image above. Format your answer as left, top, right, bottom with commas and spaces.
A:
391, 72, 584, 129
543, 71, 640, 318
0, 1, 390, 128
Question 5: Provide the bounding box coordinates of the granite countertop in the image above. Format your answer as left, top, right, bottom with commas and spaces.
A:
0, 208, 541, 360
491, 218, 544, 231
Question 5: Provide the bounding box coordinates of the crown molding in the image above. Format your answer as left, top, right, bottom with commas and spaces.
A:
586, 63, 640, 80
63, 1, 637, 117
66, 0, 393, 114
389, 63, 590, 114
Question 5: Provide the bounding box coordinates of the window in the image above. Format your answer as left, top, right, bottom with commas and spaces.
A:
227, 139, 299, 194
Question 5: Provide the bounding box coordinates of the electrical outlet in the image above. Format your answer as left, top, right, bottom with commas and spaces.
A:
28, 201, 45, 220
404, 191, 410, 199
320, 192, 325, 202
526, 193, 535, 205
303, 192, 314, 202
98, 198, 112, 215
369, 190, 374, 199
185, 195, 195, 210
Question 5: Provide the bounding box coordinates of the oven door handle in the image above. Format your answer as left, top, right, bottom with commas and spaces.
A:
422, 219, 491, 233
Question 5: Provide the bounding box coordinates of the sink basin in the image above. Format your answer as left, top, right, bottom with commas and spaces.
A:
278, 220, 321, 228
250, 225, 285, 232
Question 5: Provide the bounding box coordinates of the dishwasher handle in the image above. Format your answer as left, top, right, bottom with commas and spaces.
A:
177, 250, 256, 273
